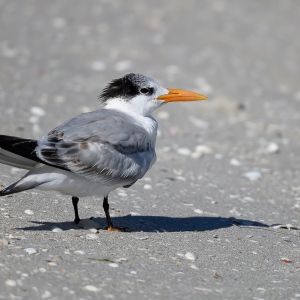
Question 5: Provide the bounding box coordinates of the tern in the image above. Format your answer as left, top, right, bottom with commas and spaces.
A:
0, 73, 207, 231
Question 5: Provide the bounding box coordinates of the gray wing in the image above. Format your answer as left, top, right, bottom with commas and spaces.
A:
35, 109, 157, 186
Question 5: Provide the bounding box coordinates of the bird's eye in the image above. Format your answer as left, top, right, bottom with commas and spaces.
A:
140, 87, 150, 95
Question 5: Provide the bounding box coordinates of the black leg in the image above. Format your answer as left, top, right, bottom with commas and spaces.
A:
102, 196, 127, 232
103, 195, 114, 229
72, 196, 81, 224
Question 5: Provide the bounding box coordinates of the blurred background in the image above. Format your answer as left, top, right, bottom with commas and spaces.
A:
1, 1, 300, 298
0, 0, 300, 221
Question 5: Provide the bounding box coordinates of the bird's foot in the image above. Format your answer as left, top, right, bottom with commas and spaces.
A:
74, 217, 81, 225
107, 226, 123, 232
105, 225, 128, 232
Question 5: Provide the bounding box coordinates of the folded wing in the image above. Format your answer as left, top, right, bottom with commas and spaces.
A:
35, 109, 157, 186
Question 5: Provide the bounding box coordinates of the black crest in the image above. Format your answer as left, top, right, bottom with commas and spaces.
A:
98, 73, 152, 104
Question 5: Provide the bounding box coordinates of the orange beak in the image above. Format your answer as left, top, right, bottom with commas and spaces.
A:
157, 88, 207, 102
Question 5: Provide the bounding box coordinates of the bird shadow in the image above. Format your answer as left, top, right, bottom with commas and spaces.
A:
17, 215, 269, 233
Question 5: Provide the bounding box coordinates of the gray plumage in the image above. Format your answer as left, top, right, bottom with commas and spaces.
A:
36, 109, 157, 186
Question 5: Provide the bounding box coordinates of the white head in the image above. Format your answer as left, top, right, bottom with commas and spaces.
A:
99, 73, 207, 117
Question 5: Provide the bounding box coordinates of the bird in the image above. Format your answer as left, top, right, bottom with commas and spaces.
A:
0, 73, 207, 231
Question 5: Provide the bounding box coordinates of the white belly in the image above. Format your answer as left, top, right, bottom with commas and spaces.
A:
20, 165, 122, 197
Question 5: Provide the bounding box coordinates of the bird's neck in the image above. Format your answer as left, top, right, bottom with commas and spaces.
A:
103, 97, 160, 117
104, 101, 158, 141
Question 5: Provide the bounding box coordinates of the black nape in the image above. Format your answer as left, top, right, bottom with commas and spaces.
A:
98, 73, 154, 104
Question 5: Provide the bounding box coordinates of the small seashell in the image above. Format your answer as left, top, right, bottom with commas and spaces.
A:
265, 143, 279, 154
39, 268, 46, 273
190, 264, 199, 270
130, 212, 141, 216
30, 106, 45, 117
144, 184, 152, 190
115, 257, 127, 262
86, 233, 100, 240
133, 236, 149, 240
185, 252, 196, 261
8, 234, 25, 240
280, 257, 292, 263
286, 224, 298, 230
194, 145, 213, 154
51, 227, 63, 233
24, 248, 38, 255
5, 279, 17, 286
84, 285, 100, 292
74, 250, 85, 255
118, 192, 127, 197
230, 158, 241, 166
272, 224, 298, 230
177, 148, 192, 156
244, 171, 262, 181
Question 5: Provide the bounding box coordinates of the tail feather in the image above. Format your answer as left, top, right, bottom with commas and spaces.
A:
0, 135, 55, 197
0, 181, 21, 196
0, 176, 43, 197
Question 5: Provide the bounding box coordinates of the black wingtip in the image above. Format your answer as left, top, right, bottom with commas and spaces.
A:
0, 180, 22, 197
0, 134, 40, 163
0, 188, 11, 197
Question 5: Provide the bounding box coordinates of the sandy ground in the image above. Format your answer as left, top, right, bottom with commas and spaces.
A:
0, 1, 300, 299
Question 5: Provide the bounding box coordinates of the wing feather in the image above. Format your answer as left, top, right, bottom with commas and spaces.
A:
35, 109, 157, 186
